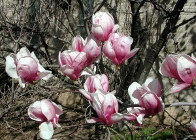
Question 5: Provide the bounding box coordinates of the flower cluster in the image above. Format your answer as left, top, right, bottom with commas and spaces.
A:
4, 11, 196, 139
58, 11, 139, 80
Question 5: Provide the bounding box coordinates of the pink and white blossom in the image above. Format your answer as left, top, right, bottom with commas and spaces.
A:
79, 74, 109, 101
128, 78, 164, 116
28, 99, 63, 140
58, 50, 87, 80
159, 54, 196, 93
92, 12, 119, 42
87, 90, 123, 125
5, 47, 52, 88
103, 33, 139, 65
72, 34, 101, 65
124, 107, 147, 126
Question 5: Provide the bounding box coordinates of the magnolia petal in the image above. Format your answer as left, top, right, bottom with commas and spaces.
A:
191, 54, 196, 62
39, 71, 53, 81
112, 24, 119, 33
39, 122, 54, 140
86, 118, 101, 123
72, 35, 85, 51
136, 114, 143, 125
146, 78, 162, 97
121, 48, 139, 64
103, 41, 118, 65
16, 47, 31, 60
5, 55, 18, 78
157, 97, 165, 113
103, 41, 116, 59
51, 102, 63, 116
36, 63, 52, 80
79, 89, 93, 101
18, 77, 25, 88
93, 96, 105, 120
109, 113, 123, 125
100, 74, 109, 92
37, 63, 52, 80
177, 55, 196, 84
128, 82, 142, 104
41, 99, 56, 121
159, 55, 179, 78
28, 101, 45, 122
58, 52, 63, 67
102, 94, 115, 121
169, 82, 191, 94
92, 24, 104, 41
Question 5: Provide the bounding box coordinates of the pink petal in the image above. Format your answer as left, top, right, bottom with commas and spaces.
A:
169, 82, 191, 94
177, 55, 196, 84
79, 89, 93, 101
92, 24, 104, 41
41, 99, 56, 121
86, 118, 101, 123
114, 36, 132, 63
103, 41, 118, 65
83, 34, 101, 64
100, 74, 109, 92
146, 78, 162, 97
159, 54, 180, 79
109, 113, 123, 125
112, 24, 119, 33
92, 96, 105, 121
139, 92, 162, 115
72, 35, 85, 52
51, 102, 63, 116
121, 48, 139, 64
102, 94, 115, 121
28, 101, 46, 122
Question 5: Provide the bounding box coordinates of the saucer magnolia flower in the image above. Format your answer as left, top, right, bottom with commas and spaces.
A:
72, 34, 101, 65
58, 50, 87, 80
159, 54, 196, 93
190, 120, 196, 134
128, 78, 164, 116
92, 11, 119, 42
87, 90, 123, 125
5, 47, 52, 88
79, 74, 109, 101
103, 33, 139, 65
28, 99, 63, 140
124, 107, 147, 126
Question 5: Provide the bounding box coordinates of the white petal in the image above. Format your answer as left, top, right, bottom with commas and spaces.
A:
18, 77, 25, 88
39, 122, 54, 140
5, 55, 18, 78
136, 114, 143, 124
